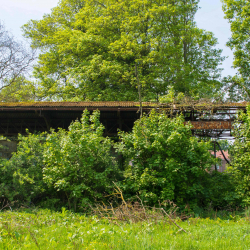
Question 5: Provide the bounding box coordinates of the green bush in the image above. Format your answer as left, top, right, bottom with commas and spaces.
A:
206, 171, 239, 209
227, 105, 250, 206
43, 110, 120, 211
116, 110, 215, 209
0, 132, 48, 204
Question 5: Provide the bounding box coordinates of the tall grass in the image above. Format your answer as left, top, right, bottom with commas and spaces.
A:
0, 208, 250, 249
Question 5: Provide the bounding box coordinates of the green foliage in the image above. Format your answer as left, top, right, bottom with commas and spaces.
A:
0, 76, 36, 102
204, 139, 232, 152
206, 171, 239, 208
216, 140, 232, 151
116, 109, 214, 208
227, 105, 250, 206
222, 0, 250, 100
0, 110, 120, 210
23, 0, 224, 101
0, 132, 47, 203
43, 110, 120, 210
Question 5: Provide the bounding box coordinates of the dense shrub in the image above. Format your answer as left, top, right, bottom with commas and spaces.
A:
116, 110, 215, 209
43, 110, 120, 211
227, 105, 250, 206
0, 132, 48, 204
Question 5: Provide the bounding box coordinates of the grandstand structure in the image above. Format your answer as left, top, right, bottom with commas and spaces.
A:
0, 101, 247, 139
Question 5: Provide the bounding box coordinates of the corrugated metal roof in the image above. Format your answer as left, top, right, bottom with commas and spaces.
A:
0, 101, 157, 108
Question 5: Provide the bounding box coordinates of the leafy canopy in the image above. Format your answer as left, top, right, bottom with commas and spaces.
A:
23, 0, 224, 101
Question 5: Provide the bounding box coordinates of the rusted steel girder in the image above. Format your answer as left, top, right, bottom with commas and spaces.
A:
187, 121, 232, 130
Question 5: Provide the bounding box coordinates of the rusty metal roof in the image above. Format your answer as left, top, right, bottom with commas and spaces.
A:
188, 121, 233, 130
0, 101, 156, 108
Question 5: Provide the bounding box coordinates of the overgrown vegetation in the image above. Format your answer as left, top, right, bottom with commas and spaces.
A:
0, 108, 245, 212
1, 2, 250, 248
1, 1, 250, 247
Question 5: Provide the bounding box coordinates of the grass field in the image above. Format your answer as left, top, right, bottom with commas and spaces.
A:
0, 209, 250, 249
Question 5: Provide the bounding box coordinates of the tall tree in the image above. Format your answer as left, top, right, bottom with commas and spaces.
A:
0, 22, 35, 92
23, 0, 224, 101
222, 0, 250, 100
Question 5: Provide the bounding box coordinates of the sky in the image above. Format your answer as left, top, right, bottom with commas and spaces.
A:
0, 0, 237, 77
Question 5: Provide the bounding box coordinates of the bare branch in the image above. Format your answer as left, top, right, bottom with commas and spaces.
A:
0, 21, 35, 91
